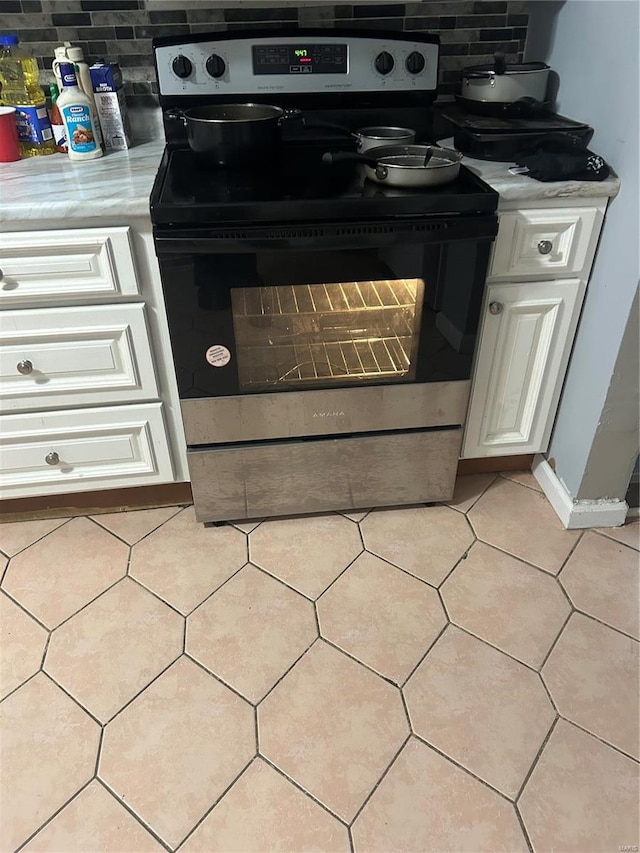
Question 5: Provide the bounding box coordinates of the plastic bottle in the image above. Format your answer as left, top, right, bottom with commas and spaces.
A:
0, 34, 55, 157
57, 62, 102, 161
52, 43, 103, 148
48, 82, 67, 153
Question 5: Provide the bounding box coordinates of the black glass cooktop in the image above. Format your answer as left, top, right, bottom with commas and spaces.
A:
150, 142, 498, 226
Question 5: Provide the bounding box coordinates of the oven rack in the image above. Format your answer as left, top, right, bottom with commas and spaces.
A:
237, 334, 414, 387
236, 280, 420, 318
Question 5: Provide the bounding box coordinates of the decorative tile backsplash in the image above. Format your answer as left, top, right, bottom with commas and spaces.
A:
0, 0, 529, 103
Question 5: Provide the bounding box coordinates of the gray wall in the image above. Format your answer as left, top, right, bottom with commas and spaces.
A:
1, 0, 530, 103
526, 0, 639, 501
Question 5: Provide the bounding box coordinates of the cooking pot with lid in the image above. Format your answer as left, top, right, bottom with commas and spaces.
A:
461, 52, 550, 105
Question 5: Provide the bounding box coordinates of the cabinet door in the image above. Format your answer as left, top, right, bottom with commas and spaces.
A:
462, 278, 585, 458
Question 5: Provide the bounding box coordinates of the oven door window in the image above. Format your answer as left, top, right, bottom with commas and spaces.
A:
159, 238, 490, 399
231, 278, 423, 391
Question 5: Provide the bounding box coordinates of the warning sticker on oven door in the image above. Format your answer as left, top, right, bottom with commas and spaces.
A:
205, 345, 232, 367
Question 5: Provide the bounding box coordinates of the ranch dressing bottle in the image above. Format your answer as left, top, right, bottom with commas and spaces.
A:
57, 61, 102, 161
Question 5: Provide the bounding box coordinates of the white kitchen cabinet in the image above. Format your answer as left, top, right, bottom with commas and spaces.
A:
0, 303, 158, 412
488, 205, 603, 281
0, 220, 187, 500
463, 278, 585, 458
463, 198, 607, 459
0, 403, 173, 498
0, 226, 139, 306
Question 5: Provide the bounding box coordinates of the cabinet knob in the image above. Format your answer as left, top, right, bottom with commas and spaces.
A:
45, 451, 60, 466
0, 268, 4, 281
538, 239, 553, 255
489, 301, 504, 315
17, 359, 33, 375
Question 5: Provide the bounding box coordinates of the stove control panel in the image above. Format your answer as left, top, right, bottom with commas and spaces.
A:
155, 34, 438, 97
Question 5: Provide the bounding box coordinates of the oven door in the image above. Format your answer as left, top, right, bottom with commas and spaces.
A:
155, 216, 497, 403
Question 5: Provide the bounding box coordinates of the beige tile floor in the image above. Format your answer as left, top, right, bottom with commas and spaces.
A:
1, 472, 639, 853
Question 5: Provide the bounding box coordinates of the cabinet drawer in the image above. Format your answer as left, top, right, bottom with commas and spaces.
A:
489, 207, 603, 280
0, 304, 158, 412
0, 226, 139, 306
0, 403, 173, 498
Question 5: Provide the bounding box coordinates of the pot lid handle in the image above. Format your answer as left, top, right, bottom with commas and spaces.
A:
493, 51, 507, 75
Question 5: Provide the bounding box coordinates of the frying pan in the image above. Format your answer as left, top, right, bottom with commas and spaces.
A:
322, 144, 463, 188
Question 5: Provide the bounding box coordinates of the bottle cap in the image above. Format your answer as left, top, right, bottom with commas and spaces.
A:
0, 34, 19, 46
58, 62, 79, 87
67, 46, 85, 62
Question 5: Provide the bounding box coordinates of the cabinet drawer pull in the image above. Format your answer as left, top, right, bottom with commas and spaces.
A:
17, 359, 33, 375
538, 239, 553, 255
489, 301, 504, 315
0, 268, 4, 281
45, 452, 60, 466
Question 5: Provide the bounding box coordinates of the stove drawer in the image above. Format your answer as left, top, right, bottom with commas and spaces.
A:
0, 226, 139, 306
188, 427, 462, 522
489, 206, 604, 280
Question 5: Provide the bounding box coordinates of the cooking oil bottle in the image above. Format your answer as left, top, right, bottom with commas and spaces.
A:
0, 34, 55, 157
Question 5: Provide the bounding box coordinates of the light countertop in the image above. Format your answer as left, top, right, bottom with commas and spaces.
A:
0, 138, 165, 222
437, 137, 621, 202
0, 133, 620, 224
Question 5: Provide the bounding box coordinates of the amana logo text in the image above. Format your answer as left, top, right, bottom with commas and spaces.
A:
312, 411, 345, 418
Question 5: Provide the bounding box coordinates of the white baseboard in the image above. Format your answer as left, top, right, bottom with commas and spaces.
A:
532, 454, 629, 529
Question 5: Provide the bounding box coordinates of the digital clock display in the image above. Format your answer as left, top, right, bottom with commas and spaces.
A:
252, 43, 348, 75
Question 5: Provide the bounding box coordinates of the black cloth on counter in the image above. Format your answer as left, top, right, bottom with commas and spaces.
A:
515, 132, 610, 182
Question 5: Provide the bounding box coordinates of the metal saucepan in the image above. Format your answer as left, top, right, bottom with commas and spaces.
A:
167, 103, 290, 166
304, 119, 416, 152
461, 52, 550, 106
323, 144, 463, 188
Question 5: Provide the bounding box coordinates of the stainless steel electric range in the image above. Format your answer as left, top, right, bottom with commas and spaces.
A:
150, 30, 499, 523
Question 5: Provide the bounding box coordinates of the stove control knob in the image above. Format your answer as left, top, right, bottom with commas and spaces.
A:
406, 51, 426, 74
172, 55, 193, 79
374, 51, 394, 76
206, 54, 226, 79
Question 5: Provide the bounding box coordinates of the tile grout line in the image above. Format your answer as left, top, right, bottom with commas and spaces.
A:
400, 621, 449, 689
250, 560, 318, 604
102, 655, 182, 727
554, 715, 640, 765
514, 800, 535, 853
411, 732, 516, 805
592, 526, 640, 552
447, 471, 498, 515
13, 776, 95, 853
537, 608, 574, 670
184, 651, 258, 707
319, 635, 401, 688
499, 471, 544, 495
0, 586, 52, 633
254, 636, 320, 707
567, 606, 640, 644
311, 548, 366, 602
347, 732, 412, 828
41, 669, 104, 727
96, 776, 174, 853
0, 669, 41, 705
450, 622, 543, 675
44, 573, 129, 634
258, 753, 351, 828
357, 545, 450, 592
468, 535, 573, 580
514, 715, 560, 804
89, 504, 188, 549
0, 515, 72, 562
171, 756, 257, 851
182, 561, 252, 618
436, 543, 476, 590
